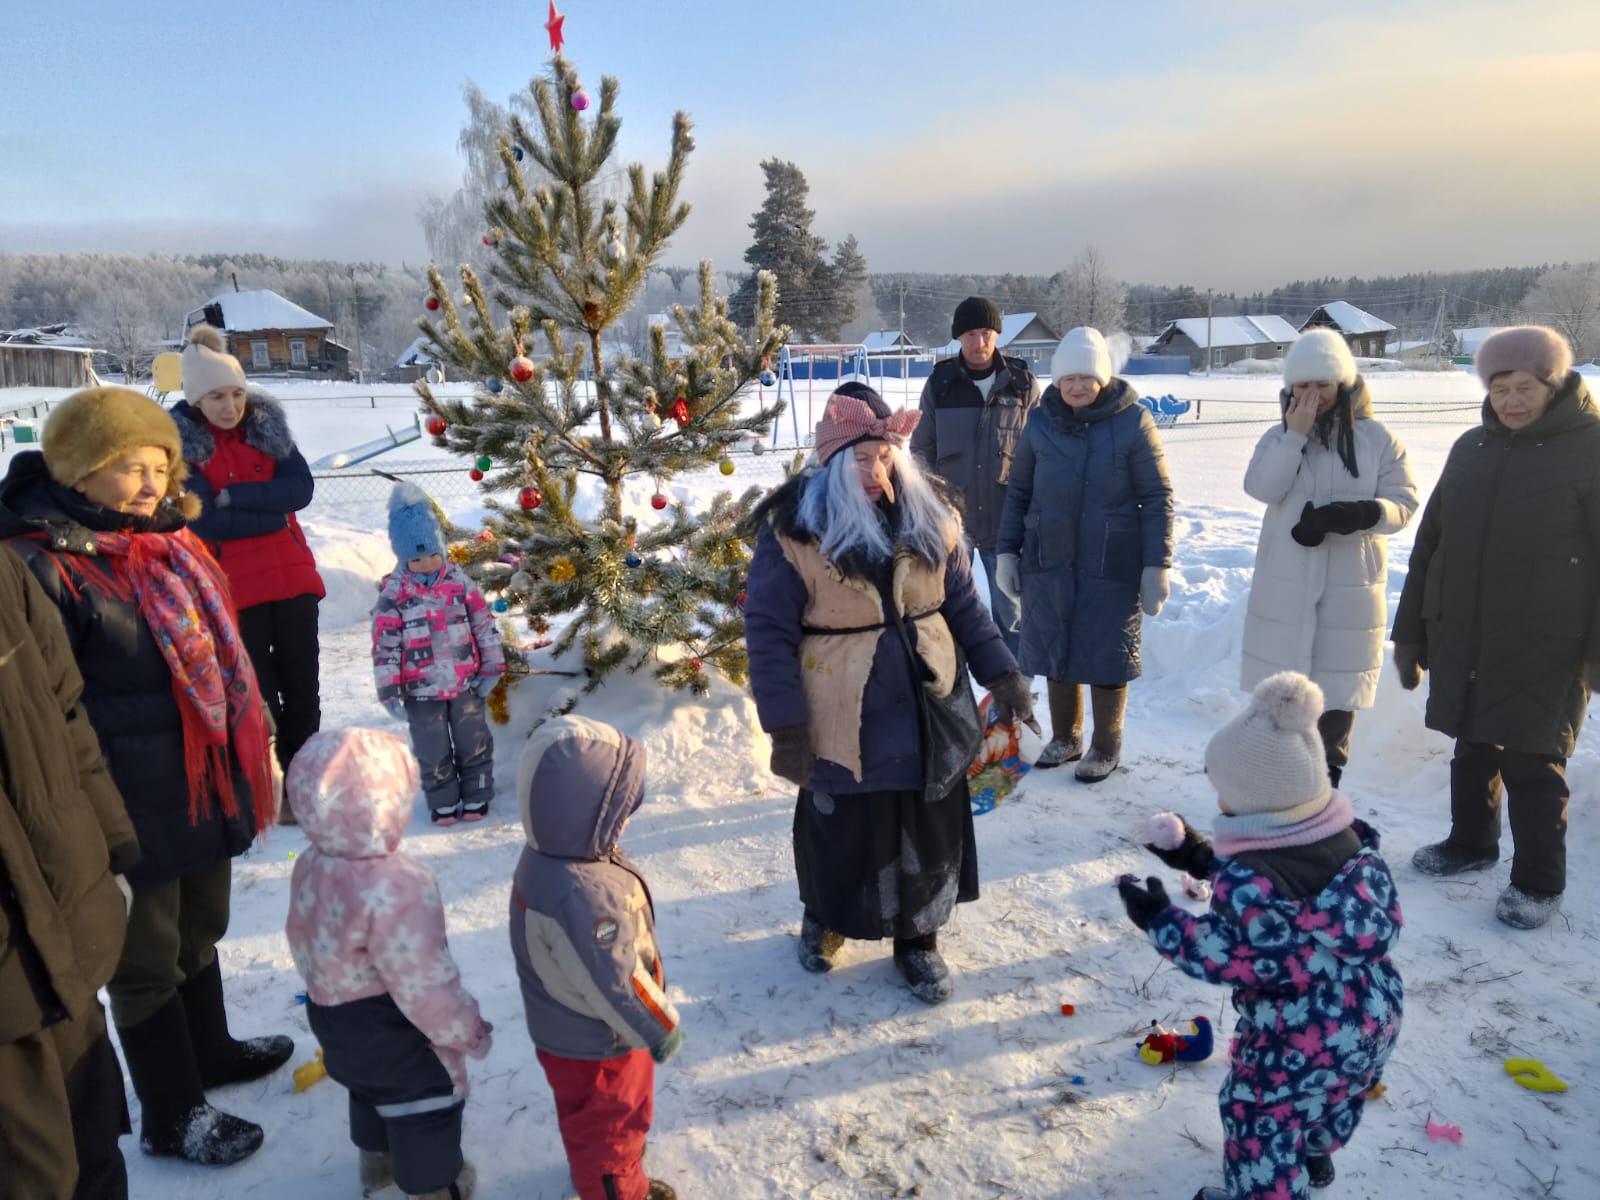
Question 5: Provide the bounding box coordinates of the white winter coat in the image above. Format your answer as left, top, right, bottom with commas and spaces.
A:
1240, 392, 1419, 710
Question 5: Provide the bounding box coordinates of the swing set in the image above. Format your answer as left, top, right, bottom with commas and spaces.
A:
763, 343, 869, 447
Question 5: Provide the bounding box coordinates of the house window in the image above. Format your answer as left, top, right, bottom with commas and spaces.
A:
289, 339, 308, 368
1212, 348, 1226, 367
250, 341, 270, 370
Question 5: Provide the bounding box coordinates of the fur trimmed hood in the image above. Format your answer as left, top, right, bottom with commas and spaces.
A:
170, 387, 296, 466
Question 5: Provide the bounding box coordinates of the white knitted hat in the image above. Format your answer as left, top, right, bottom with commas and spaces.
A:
181, 324, 247, 401
1283, 328, 1358, 388
1050, 326, 1113, 387
1204, 672, 1331, 837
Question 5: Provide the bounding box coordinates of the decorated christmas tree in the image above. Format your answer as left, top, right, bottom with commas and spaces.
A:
414, 41, 786, 696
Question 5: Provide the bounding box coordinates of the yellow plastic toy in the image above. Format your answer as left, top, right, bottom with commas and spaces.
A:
293, 1049, 327, 1093
1504, 1057, 1567, 1094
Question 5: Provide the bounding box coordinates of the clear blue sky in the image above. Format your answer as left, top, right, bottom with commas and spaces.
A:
3, 0, 1598, 287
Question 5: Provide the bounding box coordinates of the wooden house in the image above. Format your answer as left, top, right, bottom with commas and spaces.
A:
185, 289, 350, 379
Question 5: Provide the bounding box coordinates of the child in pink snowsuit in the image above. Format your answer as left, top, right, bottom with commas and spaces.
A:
286, 727, 492, 1200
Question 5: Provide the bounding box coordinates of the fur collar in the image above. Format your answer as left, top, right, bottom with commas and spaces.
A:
171, 387, 296, 466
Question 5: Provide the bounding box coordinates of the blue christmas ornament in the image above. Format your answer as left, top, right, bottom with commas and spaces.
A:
512, 144, 525, 162
492, 597, 509, 613
760, 369, 776, 387
486, 376, 504, 394
625, 554, 642, 568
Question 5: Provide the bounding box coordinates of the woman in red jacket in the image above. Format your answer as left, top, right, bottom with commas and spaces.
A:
173, 325, 325, 806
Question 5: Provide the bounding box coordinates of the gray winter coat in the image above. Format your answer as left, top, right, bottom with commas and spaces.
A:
910, 355, 1040, 548
508, 716, 679, 1061
996, 380, 1175, 683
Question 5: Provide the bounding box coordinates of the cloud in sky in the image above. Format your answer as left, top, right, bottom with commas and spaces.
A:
4, 1, 1597, 289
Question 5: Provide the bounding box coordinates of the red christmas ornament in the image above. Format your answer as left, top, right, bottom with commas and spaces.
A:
669, 396, 691, 427
482, 234, 491, 247
518, 486, 543, 511
737, 591, 747, 608
469, 468, 485, 482
475, 529, 495, 544
510, 355, 536, 382
425, 415, 447, 436
650, 492, 668, 511
424, 295, 440, 311
691, 658, 703, 672
544, 0, 565, 53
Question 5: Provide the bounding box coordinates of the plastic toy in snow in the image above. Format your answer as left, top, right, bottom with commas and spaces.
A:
293, 1049, 327, 1093
967, 693, 1039, 815
1505, 1058, 1568, 1093
1136, 1016, 1214, 1065
1425, 1116, 1463, 1143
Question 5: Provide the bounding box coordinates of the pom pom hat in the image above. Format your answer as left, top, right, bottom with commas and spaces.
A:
1204, 672, 1353, 854
180, 323, 248, 401
1283, 328, 1358, 388
387, 481, 445, 562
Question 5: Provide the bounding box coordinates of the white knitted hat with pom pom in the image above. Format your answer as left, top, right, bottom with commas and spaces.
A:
1204, 671, 1331, 836
181, 323, 247, 402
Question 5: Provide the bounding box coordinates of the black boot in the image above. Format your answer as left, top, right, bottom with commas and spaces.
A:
893, 933, 952, 1004
178, 958, 293, 1088
646, 1182, 678, 1199
1307, 1154, 1335, 1188
1412, 839, 1498, 876
117, 997, 264, 1166
798, 913, 844, 973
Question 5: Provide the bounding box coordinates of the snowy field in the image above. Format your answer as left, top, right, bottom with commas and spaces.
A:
5, 370, 1598, 1199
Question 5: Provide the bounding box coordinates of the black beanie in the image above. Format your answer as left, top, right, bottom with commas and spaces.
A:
951, 296, 1002, 339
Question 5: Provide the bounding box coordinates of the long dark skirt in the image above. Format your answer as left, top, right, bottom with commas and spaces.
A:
794, 778, 978, 941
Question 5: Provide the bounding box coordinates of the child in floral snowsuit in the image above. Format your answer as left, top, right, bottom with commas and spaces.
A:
374, 483, 504, 824
1117, 672, 1403, 1200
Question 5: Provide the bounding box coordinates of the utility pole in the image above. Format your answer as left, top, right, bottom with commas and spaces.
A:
348, 266, 365, 384
898, 283, 906, 340
1205, 287, 1214, 377
1431, 288, 1448, 365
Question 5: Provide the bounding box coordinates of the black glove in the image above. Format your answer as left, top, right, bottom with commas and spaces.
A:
1315, 500, 1383, 536
769, 725, 815, 786
1290, 500, 1326, 547
984, 671, 1042, 735
1144, 815, 1216, 878
1393, 643, 1426, 691
1117, 874, 1171, 932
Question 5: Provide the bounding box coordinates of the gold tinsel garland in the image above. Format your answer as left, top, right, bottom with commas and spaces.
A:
548, 556, 576, 583
487, 675, 511, 725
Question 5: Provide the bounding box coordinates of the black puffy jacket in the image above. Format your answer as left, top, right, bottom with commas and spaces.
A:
1392, 372, 1600, 757
0, 452, 255, 889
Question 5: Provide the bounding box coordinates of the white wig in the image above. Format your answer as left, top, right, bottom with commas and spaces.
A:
795, 441, 962, 568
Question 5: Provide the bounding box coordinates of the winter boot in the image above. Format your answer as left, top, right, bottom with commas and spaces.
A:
1074, 685, 1126, 783
117, 997, 264, 1166
1411, 839, 1498, 877
798, 913, 844, 973
1190, 1189, 1229, 1200
178, 958, 294, 1088
1307, 1154, 1335, 1189
1035, 680, 1084, 768
360, 1149, 396, 1195
646, 1183, 678, 1200
1495, 884, 1563, 930
408, 1161, 476, 1200
894, 933, 952, 1005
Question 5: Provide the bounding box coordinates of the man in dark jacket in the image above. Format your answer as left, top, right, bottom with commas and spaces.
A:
0, 543, 139, 1200
1392, 325, 1599, 930
910, 296, 1041, 655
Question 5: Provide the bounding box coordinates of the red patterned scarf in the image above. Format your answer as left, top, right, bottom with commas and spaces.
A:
93, 528, 276, 831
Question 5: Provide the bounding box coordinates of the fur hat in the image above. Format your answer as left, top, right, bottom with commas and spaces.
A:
951, 296, 1002, 340
181, 324, 248, 402
387, 482, 445, 563
1204, 672, 1332, 837
1475, 324, 1573, 386
41, 386, 199, 517
1050, 326, 1113, 387
1283, 328, 1358, 388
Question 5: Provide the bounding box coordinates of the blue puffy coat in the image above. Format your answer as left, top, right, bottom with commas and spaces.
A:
996, 380, 1174, 684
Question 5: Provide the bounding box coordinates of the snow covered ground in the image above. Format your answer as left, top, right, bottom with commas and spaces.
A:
5, 371, 1598, 1199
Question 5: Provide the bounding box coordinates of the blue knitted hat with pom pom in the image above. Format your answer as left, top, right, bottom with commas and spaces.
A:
387, 482, 444, 562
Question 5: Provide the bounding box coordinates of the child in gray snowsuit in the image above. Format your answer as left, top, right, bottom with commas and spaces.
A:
508, 714, 681, 1200
373, 483, 504, 824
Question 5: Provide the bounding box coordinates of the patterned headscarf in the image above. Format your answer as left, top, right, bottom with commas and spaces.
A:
813, 385, 921, 466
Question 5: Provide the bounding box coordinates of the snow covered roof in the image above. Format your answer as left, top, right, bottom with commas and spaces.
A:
395, 337, 441, 368
1304, 301, 1396, 335
933, 312, 1059, 356
860, 329, 918, 353
1159, 315, 1300, 349
0, 323, 96, 349
1451, 326, 1505, 353
187, 289, 334, 333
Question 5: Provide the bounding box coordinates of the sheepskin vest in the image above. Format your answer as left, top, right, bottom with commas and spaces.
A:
776, 534, 957, 781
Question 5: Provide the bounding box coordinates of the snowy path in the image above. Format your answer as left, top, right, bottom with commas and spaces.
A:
51, 370, 1593, 1199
